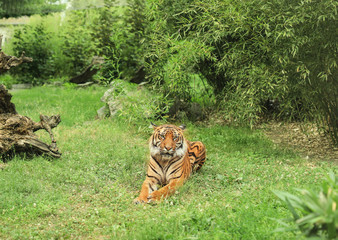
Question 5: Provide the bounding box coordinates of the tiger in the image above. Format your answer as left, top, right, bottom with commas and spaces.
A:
134, 123, 206, 204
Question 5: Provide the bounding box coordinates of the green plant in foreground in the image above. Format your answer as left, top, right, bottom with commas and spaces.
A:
274, 172, 338, 239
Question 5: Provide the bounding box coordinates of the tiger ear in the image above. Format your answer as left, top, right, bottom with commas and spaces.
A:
149, 122, 157, 129
179, 124, 186, 130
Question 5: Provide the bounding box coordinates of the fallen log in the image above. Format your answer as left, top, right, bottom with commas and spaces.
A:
69, 56, 104, 84
0, 84, 61, 160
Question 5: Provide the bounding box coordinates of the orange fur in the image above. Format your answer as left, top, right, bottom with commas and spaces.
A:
134, 124, 206, 204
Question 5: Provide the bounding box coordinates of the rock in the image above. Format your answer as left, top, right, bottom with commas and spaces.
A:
96, 106, 110, 119
99, 81, 124, 118
11, 83, 32, 90
168, 99, 204, 121
107, 100, 122, 117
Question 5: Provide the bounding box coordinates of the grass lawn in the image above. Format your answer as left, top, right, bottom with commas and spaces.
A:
0, 86, 336, 239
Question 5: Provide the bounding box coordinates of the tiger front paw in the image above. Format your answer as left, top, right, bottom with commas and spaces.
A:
147, 191, 163, 202
133, 198, 144, 204
133, 196, 150, 204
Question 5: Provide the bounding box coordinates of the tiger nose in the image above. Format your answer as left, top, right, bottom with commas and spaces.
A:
165, 145, 172, 151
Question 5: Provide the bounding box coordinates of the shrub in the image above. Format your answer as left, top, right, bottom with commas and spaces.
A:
9, 9, 101, 84
274, 172, 338, 239
9, 14, 71, 85
11, 22, 55, 84
61, 9, 99, 77
281, 0, 338, 144
100, 80, 170, 128
0, 74, 17, 89
0, 0, 65, 18
90, 0, 123, 84
94, 0, 147, 84
143, 0, 290, 124
142, 0, 337, 143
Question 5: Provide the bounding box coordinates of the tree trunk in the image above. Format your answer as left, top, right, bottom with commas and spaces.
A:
0, 47, 33, 74
0, 84, 61, 160
69, 56, 104, 84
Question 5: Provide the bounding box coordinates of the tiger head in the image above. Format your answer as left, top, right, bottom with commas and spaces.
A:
149, 123, 187, 161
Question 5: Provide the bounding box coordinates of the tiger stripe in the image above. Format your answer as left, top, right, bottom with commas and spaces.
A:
134, 124, 206, 204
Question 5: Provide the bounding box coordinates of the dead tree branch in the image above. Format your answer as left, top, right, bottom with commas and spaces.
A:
0, 84, 61, 160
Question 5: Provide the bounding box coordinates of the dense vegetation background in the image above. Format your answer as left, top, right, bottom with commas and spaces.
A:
1, 0, 337, 144
0, 0, 65, 18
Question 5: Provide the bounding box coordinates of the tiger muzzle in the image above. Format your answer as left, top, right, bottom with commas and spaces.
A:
160, 148, 174, 157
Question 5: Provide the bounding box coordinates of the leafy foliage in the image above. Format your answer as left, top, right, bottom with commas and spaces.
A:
141, 0, 337, 142
0, 0, 65, 18
100, 80, 170, 128
0, 74, 17, 89
8, 0, 145, 85
4, 0, 337, 143
10, 10, 99, 83
70, 0, 104, 10
95, 0, 147, 83
143, 0, 289, 123
61, 9, 99, 76
90, 0, 123, 83
274, 172, 338, 239
271, 0, 338, 144
11, 22, 55, 84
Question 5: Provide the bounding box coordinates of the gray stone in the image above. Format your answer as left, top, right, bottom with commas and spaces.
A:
96, 106, 110, 119
99, 81, 125, 118
11, 83, 32, 89
168, 99, 204, 121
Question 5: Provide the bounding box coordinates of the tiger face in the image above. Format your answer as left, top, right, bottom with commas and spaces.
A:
149, 124, 187, 161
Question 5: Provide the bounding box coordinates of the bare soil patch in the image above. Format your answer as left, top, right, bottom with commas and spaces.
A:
261, 122, 337, 164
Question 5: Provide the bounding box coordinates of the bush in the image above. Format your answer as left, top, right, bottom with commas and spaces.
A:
283, 0, 337, 144
90, 0, 123, 84
274, 172, 338, 239
9, 10, 101, 84
93, 0, 147, 84
143, 0, 289, 124
61, 9, 99, 77
141, 0, 337, 143
11, 22, 55, 84
0, 74, 17, 89
0, 0, 65, 18
9, 14, 74, 84
99, 80, 170, 128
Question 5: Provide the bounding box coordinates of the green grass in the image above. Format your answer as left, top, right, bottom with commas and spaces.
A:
0, 86, 336, 239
